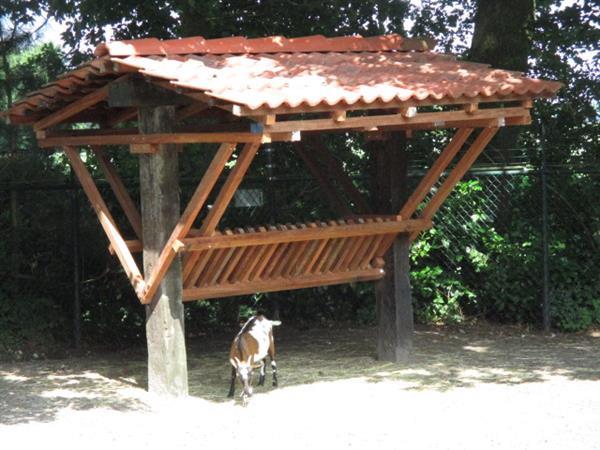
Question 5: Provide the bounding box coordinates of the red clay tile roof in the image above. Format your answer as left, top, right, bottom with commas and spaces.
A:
94, 34, 434, 56
6, 34, 562, 123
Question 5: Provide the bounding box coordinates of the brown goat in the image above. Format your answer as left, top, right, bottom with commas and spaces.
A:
228, 315, 281, 399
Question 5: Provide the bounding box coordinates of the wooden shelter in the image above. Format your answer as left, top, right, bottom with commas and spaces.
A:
6, 34, 561, 395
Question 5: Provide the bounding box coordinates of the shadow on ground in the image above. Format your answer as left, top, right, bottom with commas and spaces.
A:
1, 324, 599, 425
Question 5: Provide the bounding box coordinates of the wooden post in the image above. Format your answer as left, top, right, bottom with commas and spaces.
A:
370, 131, 413, 362
139, 105, 188, 396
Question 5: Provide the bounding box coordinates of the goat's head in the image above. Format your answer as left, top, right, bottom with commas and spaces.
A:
233, 356, 254, 398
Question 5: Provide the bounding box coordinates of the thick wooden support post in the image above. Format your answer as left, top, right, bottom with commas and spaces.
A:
376, 233, 413, 362
370, 132, 413, 363
138, 105, 188, 396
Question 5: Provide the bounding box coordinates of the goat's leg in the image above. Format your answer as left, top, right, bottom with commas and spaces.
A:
269, 353, 278, 388
227, 366, 236, 398
258, 359, 266, 386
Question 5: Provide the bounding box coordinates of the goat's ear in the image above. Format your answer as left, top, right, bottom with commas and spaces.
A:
233, 357, 241, 366
246, 355, 252, 366
271, 320, 282, 327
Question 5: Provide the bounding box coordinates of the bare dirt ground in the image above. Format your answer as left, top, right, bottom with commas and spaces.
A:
1, 324, 599, 449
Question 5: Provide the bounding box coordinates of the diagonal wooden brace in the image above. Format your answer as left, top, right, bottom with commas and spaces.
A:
409, 126, 499, 241
92, 146, 143, 240
64, 146, 146, 299
141, 142, 237, 304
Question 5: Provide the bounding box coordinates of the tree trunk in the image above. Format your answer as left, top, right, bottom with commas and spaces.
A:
139, 106, 188, 396
470, 0, 535, 163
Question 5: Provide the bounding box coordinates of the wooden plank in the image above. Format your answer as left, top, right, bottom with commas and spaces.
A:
142, 143, 236, 302
196, 248, 226, 287
289, 222, 319, 277
180, 218, 432, 251
399, 128, 474, 219
295, 143, 352, 216
92, 147, 143, 239
63, 146, 145, 298
230, 227, 260, 283
199, 142, 261, 235
270, 225, 298, 279
312, 221, 339, 273
183, 268, 385, 301
38, 131, 299, 148
282, 224, 311, 277
263, 107, 529, 133
34, 85, 110, 131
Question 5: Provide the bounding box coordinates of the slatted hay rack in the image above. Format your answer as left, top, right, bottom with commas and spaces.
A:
5, 33, 561, 393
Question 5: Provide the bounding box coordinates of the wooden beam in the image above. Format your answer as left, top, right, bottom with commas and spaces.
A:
92, 147, 143, 240
199, 142, 261, 235
34, 85, 110, 131
178, 218, 432, 252
38, 131, 299, 147
264, 107, 529, 134
410, 127, 499, 240
63, 146, 145, 298
295, 143, 352, 217
310, 140, 371, 214
399, 128, 474, 219
224, 94, 539, 117
142, 143, 236, 303
182, 268, 384, 301
106, 108, 137, 127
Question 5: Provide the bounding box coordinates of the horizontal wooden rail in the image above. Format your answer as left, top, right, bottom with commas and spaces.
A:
182, 268, 384, 301
38, 131, 300, 148
177, 218, 431, 252
264, 107, 529, 133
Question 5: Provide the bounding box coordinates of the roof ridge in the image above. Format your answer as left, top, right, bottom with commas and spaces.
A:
94, 34, 436, 57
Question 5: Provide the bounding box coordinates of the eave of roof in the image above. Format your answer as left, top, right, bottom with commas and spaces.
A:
4, 34, 563, 126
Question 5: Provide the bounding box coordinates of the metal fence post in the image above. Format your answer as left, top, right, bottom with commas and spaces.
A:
70, 170, 82, 349
541, 125, 551, 332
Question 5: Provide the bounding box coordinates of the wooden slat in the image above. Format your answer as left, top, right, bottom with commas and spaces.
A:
399, 128, 473, 218
142, 142, 236, 302
63, 146, 145, 298
312, 221, 339, 273
230, 227, 260, 283
264, 107, 529, 133
248, 226, 279, 281
179, 218, 432, 251
183, 268, 385, 301
184, 249, 213, 288
359, 234, 386, 269
218, 243, 249, 285
93, 147, 143, 239
206, 230, 236, 286
261, 225, 292, 279
289, 222, 319, 277
304, 238, 330, 275
195, 250, 223, 287
270, 224, 298, 279
283, 224, 311, 277
199, 142, 261, 235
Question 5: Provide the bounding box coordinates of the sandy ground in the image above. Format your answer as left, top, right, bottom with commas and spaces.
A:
1, 324, 599, 450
